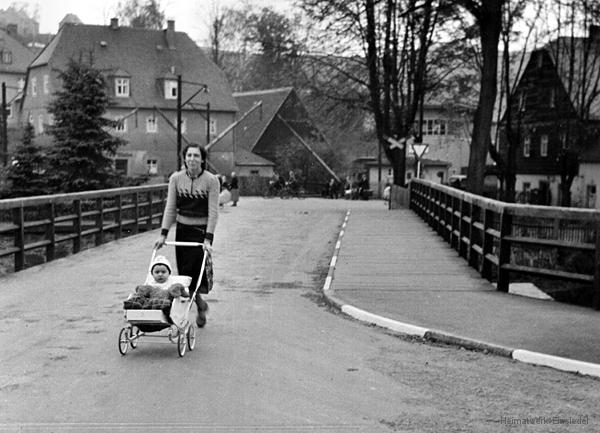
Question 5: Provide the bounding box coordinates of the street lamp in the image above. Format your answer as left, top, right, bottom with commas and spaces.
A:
411, 142, 429, 178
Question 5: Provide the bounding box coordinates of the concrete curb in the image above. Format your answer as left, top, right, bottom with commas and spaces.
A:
322, 209, 600, 379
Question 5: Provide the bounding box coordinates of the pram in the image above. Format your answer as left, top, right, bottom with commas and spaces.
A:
118, 241, 208, 357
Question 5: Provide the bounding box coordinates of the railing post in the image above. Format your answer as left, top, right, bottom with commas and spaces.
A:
458, 198, 468, 258
146, 190, 154, 231
594, 220, 600, 310
95, 198, 104, 246
132, 191, 139, 235
481, 208, 493, 280
116, 194, 123, 239
497, 209, 512, 292
73, 199, 82, 253
45, 202, 55, 262
12, 205, 24, 271
468, 204, 478, 269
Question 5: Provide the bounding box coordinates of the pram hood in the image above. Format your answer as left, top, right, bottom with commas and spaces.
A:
150, 255, 172, 274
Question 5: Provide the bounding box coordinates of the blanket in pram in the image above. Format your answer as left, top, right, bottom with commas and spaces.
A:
123, 283, 188, 310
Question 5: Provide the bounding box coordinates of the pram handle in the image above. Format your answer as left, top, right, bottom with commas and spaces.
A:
164, 241, 205, 247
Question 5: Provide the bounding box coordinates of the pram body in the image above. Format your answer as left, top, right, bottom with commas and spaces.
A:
118, 241, 207, 357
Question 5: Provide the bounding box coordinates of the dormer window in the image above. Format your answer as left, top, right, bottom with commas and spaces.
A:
115, 78, 130, 97
165, 80, 178, 99
1, 50, 12, 64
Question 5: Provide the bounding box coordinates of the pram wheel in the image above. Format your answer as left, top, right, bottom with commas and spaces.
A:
118, 327, 129, 355
129, 326, 139, 349
177, 331, 187, 357
187, 325, 196, 351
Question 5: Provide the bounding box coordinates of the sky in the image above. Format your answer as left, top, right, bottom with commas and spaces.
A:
1, 0, 296, 45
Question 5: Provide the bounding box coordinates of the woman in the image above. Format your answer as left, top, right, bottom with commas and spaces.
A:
154, 143, 220, 327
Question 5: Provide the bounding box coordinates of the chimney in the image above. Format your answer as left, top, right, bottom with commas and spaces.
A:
590, 24, 600, 42
6, 23, 17, 36
110, 18, 119, 30
165, 20, 175, 50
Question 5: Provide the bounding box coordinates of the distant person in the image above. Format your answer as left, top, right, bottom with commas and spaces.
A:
230, 171, 239, 206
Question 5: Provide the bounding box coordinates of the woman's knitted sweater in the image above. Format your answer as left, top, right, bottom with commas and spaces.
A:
160, 169, 220, 241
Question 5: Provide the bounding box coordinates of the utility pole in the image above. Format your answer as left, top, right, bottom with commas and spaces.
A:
176, 75, 182, 169
206, 102, 210, 146
1, 82, 7, 166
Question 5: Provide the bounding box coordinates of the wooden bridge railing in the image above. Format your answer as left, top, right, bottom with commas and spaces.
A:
0, 184, 168, 273
409, 179, 600, 309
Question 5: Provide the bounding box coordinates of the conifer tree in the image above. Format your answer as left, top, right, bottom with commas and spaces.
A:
46, 57, 125, 192
6, 122, 47, 197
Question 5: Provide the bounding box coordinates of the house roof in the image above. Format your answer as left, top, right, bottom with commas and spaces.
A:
235, 147, 274, 166
29, 22, 237, 112
0, 27, 35, 74
231, 87, 294, 151
546, 37, 600, 120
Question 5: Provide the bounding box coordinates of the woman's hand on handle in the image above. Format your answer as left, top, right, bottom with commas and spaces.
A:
203, 239, 213, 253
154, 234, 166, 250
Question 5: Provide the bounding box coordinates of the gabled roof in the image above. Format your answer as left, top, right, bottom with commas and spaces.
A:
29, 22, 237, 112
0, 27, 35, 74
231, 87, 293, 151
545, 37, 600, 120
235, 147, 274, 166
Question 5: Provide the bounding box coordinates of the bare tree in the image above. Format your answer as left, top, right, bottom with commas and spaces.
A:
115, 0, 165, 29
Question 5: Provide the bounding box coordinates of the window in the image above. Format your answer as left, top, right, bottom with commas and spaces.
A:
586, 185, 597, 208
540, 135, 548, 157
115, 78, 130, 97
549, 88, 555, 108
146, 116, 157, 133
28, 113, 33, 124
420, 119, 447, 136
17, 78, 24, 91
181, 117, 187, 134
31, 77, 37, 96
250, 169, 259, 175
209, 118, 217, 137
1, 50, 12, 64
147, 159, 158, 175
523, 136, 531, 157
165, 80, 178, 99
37, 115, 44, 134
43, 75, 49, 94
115, 118, 127, 133
115, 159, 128, 175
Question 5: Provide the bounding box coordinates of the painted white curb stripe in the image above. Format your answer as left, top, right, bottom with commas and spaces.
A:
512, 350, 600, 377
323, 275, 332, 292
341, 305, 429, 338
330, 256, 337, 267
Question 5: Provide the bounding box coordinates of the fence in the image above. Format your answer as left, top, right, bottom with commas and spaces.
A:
0, 184, 168, 273
409, 179, 600, 309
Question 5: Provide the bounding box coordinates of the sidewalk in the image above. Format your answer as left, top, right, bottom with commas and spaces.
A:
324, 207, 600, 377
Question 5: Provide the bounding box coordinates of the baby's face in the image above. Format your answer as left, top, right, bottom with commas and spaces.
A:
152, 264, 170, 283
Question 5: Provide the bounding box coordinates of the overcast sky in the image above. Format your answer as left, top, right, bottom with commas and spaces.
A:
1, 0, 296, 44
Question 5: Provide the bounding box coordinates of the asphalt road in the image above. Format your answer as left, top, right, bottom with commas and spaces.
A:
0, 197, 598, 433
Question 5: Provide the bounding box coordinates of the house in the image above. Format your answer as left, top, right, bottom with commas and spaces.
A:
0, 27, 34, 127
19, 19, 238, 178
497, 26, 600, 207
212, 87, 334, 191
0, 26, 35, 164
352, 155, 451, 196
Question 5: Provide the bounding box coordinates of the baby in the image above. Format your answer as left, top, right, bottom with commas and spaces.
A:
123, 255, 189, 310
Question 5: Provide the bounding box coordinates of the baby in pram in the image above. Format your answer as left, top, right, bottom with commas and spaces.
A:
123, 255, 190, 315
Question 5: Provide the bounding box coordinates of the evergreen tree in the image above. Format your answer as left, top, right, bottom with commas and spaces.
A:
6, 122, 48, 197
46, 57, 125, 192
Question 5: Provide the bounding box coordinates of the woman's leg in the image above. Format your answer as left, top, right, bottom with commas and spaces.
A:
176, 224, 209, 327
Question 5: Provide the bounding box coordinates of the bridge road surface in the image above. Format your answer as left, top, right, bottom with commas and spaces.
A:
0, 198, 599, 433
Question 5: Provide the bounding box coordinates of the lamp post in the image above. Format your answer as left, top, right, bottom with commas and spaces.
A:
411, 142, 429, 179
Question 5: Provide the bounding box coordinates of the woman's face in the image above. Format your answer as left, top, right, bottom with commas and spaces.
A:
185, 147, 203, 172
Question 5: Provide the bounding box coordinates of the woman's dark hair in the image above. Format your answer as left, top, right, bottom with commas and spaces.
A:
182, 143, 207, 170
